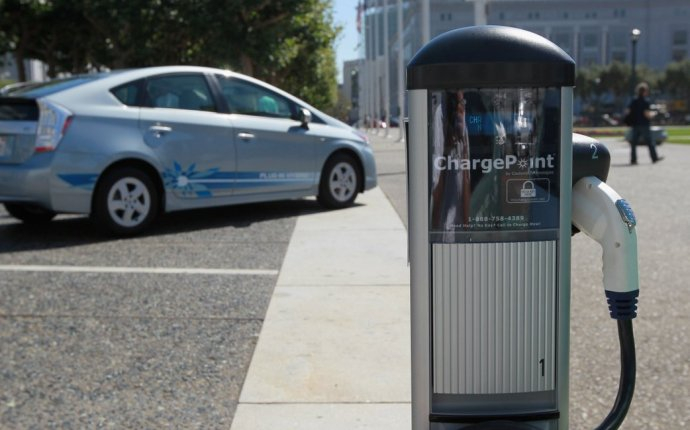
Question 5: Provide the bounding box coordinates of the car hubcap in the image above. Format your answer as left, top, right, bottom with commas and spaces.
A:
107, 177, 151, 227
329, 162, 356, 202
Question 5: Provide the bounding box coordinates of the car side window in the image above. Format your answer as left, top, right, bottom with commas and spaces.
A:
144, 74, 216, 112
111, 81, 141, 106
215, 75, 294, 119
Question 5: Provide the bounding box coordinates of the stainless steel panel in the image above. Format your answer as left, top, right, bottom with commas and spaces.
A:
432, 241, 557, 395
408, 89, 432, 430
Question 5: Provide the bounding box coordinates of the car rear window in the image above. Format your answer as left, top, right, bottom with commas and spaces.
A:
0, 98, 38, 120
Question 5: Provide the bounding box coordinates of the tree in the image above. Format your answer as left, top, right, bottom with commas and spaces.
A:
0, 0, 50, 81
661, 60, 690, 101
598, 61, 631, 107
195, 0, 340, 109
575, 64, 603, 107
76, 0, 340, 109
574, 60, 668, 123
269, 0, 340, 109
0, 0, 340, 110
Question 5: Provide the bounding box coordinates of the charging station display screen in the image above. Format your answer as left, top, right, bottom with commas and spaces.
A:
429, 87, 561, 243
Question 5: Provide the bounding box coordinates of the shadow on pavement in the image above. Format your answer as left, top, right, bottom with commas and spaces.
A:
0, 198, 325, 253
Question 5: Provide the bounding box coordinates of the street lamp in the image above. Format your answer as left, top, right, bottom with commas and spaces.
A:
630, 28, 641, 98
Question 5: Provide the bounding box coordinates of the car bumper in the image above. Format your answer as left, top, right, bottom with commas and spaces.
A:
361, 145, 378, 191
0, 153, 55, 209
0, 151, 98, 214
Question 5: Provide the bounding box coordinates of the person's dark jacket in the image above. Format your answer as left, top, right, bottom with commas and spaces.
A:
628, 97, 651, 127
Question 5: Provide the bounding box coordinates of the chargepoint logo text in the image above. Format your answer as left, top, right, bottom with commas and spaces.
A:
433, 154, 556, 173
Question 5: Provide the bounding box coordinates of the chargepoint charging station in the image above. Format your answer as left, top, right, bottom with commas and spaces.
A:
406, 26, 639, 429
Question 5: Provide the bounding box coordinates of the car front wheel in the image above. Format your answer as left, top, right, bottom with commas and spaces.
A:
3, 203, 56, 224
317, 153, 360, 209
93, 167, 159, 236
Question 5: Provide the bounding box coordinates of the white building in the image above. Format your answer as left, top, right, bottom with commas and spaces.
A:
357, 0, 690, 126
0, 54, 47, 83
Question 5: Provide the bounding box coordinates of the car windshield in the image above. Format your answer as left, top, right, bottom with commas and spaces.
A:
4, 73, 115, 98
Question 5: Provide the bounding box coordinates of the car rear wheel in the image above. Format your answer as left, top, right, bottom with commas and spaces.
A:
93, 167, 159, 236
3, 203, 56, 224
317, 153, 360, 209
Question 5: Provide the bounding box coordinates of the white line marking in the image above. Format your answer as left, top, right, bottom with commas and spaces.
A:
0, 264, 278, 276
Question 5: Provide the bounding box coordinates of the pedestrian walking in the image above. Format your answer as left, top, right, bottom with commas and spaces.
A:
624, 82, 663, 164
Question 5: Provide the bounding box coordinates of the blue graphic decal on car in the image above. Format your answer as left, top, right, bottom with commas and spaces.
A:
233, 171, 315, 188
162, 162, 316, 197
162, 162, 222, 198
58, 173, 99, 190
58, 164, 316, 197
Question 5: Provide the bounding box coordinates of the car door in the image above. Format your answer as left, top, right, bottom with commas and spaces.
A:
214, 75, 318, 196
138, 73, 236, 200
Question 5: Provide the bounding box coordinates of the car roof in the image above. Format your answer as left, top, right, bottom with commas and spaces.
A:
7, 65, 348, 129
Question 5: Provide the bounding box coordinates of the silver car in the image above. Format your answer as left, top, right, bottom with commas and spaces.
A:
0, 66, 377, 235
625, 125, 667, 146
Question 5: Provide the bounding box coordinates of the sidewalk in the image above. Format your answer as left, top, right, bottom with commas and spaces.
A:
230, 187, 412, 429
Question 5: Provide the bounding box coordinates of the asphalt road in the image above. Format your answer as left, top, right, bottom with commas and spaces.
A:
2, 133, 688, 429
368, 131, 690, 430
0, 199, 322, 428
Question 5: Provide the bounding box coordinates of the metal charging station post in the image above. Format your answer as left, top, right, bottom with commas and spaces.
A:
406, 26, 576, 429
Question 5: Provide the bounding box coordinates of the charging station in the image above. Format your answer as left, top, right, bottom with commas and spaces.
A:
406, 26, 639, 429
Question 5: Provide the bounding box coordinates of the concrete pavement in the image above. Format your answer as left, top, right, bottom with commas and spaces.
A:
230, 131, 690, 430
230, 186, 412, 429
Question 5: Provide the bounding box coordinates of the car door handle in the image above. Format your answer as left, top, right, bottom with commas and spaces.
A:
149, 125, 172, 138
237, 132, 255, 142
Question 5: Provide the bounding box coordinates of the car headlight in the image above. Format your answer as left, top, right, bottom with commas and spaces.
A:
352, 129, 370, 146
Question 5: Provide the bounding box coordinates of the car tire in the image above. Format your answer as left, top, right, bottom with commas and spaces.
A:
4, 203, 56, 224
93, 167, 159, 236
317, 153, 360, 209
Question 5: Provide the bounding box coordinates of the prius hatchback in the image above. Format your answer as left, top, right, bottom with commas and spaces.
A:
0, 66, 377, 235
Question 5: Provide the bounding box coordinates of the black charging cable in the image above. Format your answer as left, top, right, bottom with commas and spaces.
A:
594, 319, 636, 430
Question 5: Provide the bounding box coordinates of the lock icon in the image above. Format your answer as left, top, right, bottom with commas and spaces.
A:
520, 180, 537, 198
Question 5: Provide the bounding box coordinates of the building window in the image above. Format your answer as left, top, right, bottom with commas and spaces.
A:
581, 54, 599, 66
672, 30, 688, 46
609, 30, 628, 64
583, 33, 599, 49
553, 33, 572, 52
611, 52, 627, 62
672, 49, 687, 61
672, 30, 688, 61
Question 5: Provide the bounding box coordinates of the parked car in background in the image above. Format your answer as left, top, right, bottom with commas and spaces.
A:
0, 66, 377, 236
625, 126, 668, 146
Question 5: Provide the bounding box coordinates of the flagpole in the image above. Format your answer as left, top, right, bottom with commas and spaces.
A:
383, 0, 390, 137
397, 0, 405, 141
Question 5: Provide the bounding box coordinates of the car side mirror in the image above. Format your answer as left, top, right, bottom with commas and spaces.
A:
298, 107, 311, 129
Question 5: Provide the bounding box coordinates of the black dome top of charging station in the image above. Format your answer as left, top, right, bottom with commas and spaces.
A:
407, 25, 575, 89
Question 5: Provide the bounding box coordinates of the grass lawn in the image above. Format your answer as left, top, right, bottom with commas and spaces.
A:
574, 125, 690, 144
573, 126, 625, 138
665, 126, 690, 144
